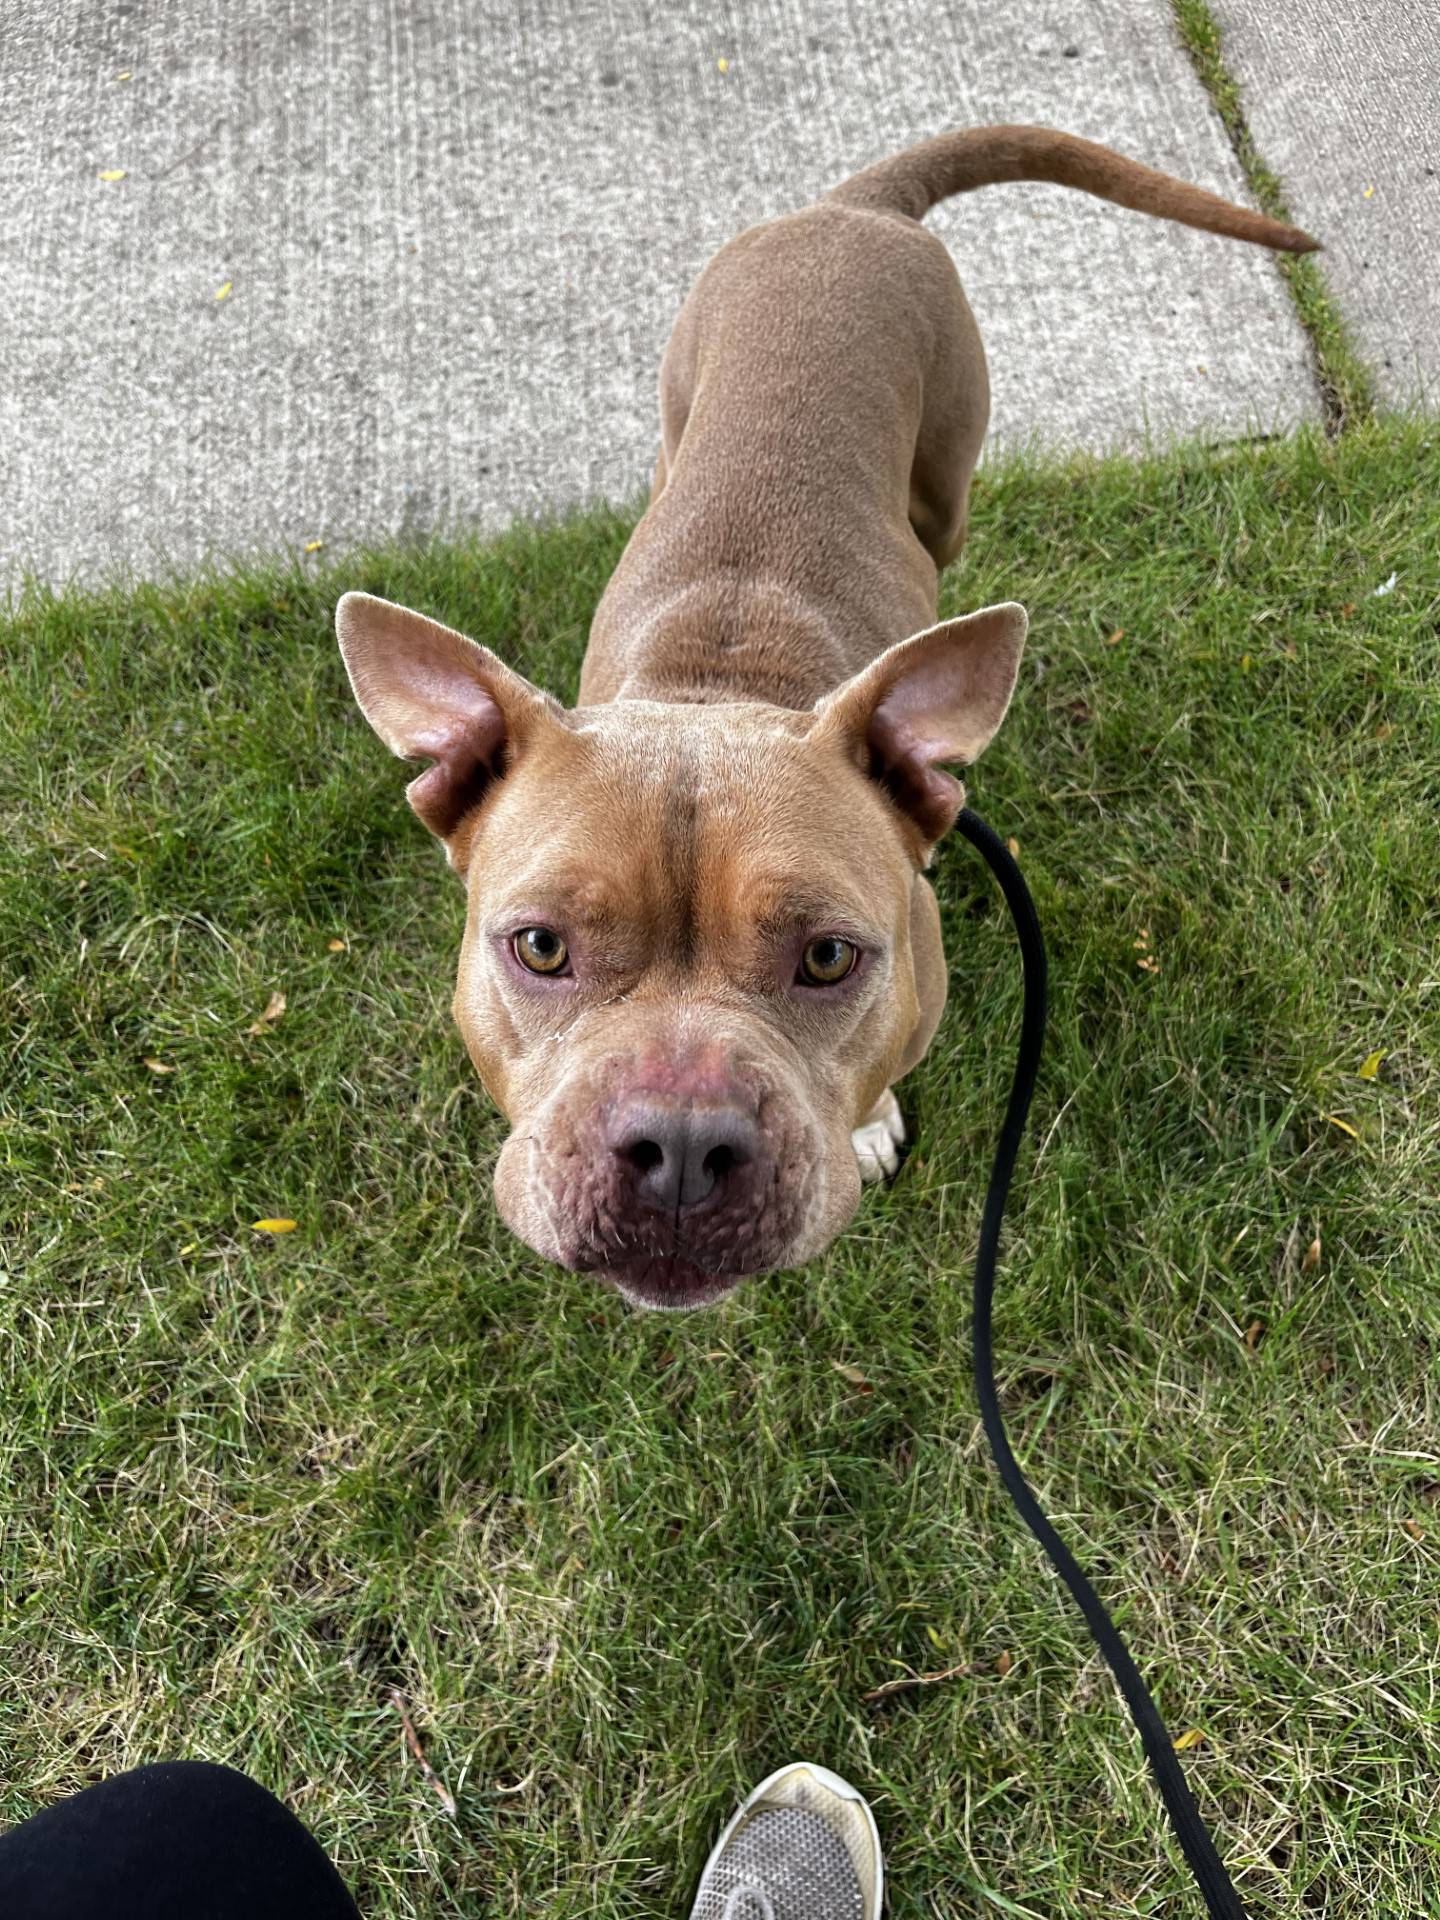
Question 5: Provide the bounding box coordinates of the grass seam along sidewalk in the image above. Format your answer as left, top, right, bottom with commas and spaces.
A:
1172, 0, 1380, 435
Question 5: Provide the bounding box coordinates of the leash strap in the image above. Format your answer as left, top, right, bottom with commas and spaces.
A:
954, 808, 1247, 1919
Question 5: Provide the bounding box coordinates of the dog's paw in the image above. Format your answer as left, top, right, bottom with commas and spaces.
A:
852, 1088, 906, 1183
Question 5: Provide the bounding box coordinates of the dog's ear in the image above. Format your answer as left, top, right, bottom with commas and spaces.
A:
812, 603, 1027, 848
336, 592, 567, 865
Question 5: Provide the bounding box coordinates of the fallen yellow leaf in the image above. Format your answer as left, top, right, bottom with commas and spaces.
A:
245, 989, 287, 1034
97, 168, 127, 182
1357, 1049, 1386, 1081
1322, 1112, 1361, 1139
1173, 1728, 1205, 1752
252, 1217, 297, 1234
143, 1056, 177, 1074
831, 1360, 873, 1392
327, 938, 347, 952
215, 280, 233, 302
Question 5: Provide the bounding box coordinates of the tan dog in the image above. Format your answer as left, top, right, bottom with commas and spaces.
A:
337, 127, 1316, 1310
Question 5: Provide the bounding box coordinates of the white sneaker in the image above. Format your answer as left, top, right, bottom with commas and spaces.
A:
687, 1762, 883, 1920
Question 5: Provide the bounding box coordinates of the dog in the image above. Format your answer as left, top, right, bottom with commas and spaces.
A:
336, 126, 1316, 1311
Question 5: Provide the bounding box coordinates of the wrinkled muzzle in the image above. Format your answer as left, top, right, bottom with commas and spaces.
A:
490, 1019, 861, 1310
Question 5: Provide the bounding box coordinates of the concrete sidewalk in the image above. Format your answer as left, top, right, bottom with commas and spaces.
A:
0, 1, 1419, 587
1215, 0, 1437, 410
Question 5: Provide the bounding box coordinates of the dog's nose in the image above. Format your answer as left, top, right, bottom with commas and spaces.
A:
607, 1097, 759, 1213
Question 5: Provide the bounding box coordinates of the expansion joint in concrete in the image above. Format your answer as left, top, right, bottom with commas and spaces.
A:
1172, 0, 1379, 434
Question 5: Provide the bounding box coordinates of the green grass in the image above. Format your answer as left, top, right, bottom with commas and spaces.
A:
1172, 0, 1379, 434
2, 420, 1438, 1917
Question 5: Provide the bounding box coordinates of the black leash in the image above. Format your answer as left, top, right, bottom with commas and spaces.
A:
955, 808, 1247, 1919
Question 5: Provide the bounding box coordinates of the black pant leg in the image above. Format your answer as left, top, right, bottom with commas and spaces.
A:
0, 1760, 362, 1920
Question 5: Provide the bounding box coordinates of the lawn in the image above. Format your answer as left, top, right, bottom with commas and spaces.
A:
2, 420, 1437, 1918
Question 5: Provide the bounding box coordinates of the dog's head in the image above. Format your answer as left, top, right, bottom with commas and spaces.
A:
337, 593, 1025, 1308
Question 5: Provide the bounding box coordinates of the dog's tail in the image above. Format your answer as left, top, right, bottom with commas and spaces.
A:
827, 124, 1319, 253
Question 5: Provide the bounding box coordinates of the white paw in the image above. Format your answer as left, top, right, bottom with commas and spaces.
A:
852, 1088, 906, 1183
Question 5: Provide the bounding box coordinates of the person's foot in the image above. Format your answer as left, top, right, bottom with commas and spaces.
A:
688, 1762, 882, 1919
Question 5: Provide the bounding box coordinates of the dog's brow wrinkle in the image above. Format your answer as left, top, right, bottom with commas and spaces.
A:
660, 742, 702, 966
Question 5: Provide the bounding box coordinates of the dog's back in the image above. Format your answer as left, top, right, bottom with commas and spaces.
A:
582, 125, 1317, 712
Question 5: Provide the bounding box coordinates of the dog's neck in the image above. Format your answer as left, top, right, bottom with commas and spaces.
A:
609, 609, 834, 710
582, 568, 891, 712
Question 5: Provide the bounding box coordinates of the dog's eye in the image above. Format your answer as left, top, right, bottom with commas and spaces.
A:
514, 927, 569, 975
798, 936, 858, 986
